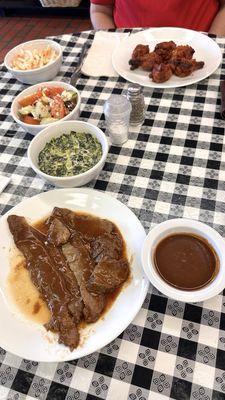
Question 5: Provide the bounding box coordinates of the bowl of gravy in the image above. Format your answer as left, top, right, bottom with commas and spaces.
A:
141, 218, 225, 302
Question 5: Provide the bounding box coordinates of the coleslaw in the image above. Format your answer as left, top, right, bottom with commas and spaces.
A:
11, 46, 58, 71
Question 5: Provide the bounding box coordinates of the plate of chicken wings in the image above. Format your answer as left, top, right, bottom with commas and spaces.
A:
112, 27, 222, 88
0, 188, 148, 362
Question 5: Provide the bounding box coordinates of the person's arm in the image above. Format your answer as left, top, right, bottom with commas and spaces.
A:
90, 3, 116, 30
209, 0, 225, 36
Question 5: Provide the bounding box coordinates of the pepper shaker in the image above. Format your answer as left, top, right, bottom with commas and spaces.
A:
104, 94, 132, 145
126, 83, 145, 126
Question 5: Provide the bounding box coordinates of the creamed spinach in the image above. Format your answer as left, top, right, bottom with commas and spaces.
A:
38, 131, 102, 176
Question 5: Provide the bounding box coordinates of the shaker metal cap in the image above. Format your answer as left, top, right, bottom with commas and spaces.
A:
127, 83, 142, 96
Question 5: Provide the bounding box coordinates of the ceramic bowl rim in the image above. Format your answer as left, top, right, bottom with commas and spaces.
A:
10, 81, 81, 128
4, 39, 62, 74
141, 218, 225, 302
27, 120, 109, 182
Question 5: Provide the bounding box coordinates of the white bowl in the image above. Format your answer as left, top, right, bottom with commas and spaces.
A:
141, 218, 225, 303
28, 120, 109, 188
4, 39, 62, 84
11, 81, 81, 135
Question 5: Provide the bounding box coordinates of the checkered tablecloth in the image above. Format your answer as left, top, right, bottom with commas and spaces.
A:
1, 29, 225, 400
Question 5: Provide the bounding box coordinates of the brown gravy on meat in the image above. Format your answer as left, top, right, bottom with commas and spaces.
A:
154, 233, 219, 290
8, 258, 122, 326
8, 211, 129, 345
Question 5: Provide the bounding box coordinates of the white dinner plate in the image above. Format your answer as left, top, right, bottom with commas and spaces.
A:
112, 27, 222, 88
0, 188, 148, 362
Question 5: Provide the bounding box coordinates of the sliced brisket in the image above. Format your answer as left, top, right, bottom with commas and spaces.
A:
62, 235, 106, 323
87, 258, 129, 294
7, 215, 81, 350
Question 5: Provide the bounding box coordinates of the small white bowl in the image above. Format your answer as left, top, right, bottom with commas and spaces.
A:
142, 218, 225, 303
11, 81, 81, 135
4, 39, 62, 84
27, 120, 109, 188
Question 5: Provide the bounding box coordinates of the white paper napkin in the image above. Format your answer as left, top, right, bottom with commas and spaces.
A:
82, 31, 129, 78
0, 175, 10, 193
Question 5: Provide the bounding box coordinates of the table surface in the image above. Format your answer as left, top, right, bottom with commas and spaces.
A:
0, 29, 225, 400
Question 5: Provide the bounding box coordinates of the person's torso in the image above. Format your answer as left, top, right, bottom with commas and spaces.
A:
114, 0, 219, 31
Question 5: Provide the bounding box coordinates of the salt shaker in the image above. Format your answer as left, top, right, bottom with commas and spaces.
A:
126, 83, 145, 126
103, 94, 132, 145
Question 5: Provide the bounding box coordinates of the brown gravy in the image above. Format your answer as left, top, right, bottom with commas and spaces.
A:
154, 233, 219, 290
8, 259, 51, 324
8, 258, 123, 327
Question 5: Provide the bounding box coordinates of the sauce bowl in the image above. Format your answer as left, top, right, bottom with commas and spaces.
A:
141, 218, 225, 302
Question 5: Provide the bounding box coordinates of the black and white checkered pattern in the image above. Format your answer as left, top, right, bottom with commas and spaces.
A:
0, 29, 225, 400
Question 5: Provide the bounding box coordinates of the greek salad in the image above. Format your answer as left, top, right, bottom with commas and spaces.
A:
18, 86, 78, 125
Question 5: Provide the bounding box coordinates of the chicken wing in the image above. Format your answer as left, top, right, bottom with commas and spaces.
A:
171, 45, 195, 60
170, 58, 204, 77
154, 41, 176, 62
192, 60, 205, 71
132, 44, 149, 59
129, 44, 149, 70
151, 63, 173, 83
140, 52, 162, 71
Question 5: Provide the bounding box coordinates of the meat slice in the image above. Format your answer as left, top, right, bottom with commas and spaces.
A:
91, 232, 123, 263
47, 218, 70, 246
7, 215, 80, 350
62, 236, 106, 323
48, 207, 114, 241
87, 258, 129, 294
44, 241, 83, 323
45, 218, 84, 322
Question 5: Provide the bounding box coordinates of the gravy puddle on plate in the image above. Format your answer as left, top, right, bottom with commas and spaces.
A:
8, 257, 51, 325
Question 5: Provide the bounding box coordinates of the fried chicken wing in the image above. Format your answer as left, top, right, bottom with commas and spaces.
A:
140, 52, 162, 71
154, 41, 176, 62
151, 63, 173, 83
170, 58, 204, 77
171, 45, 195, 60
129, 58, 141, 70
132, 44, 149, 59
192, 60, 204, 71
129, 44, 149, 70
170, 58, 193, 77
